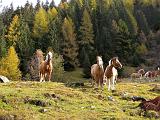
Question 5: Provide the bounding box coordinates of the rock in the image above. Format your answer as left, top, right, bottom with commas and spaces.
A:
107, 96, 115, 101
0, 75, 9, 83
24, 97, 51, 107
39, 108, 48, 113
90, 106, 96, 109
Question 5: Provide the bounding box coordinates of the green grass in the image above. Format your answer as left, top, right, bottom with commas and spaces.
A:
0, 69, 159, 120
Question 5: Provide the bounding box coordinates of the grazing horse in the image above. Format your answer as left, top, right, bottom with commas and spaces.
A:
144, 71, 153, 78
132, 96, 160, 114
131, 73, 142, 80
103, 57, 122, 91
39, 51, 53, 82
138, 69, 145, 77
91, 56, 104, 88
145, 68, 160, 79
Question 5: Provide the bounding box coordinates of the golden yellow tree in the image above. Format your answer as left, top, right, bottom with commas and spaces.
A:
5, 15, 20, 46
48, 7, 58, 22
0, 46, 21, 80
33, 7, 49, 38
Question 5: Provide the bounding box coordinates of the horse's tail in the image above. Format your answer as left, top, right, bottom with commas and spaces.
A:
132, 96, 146, 102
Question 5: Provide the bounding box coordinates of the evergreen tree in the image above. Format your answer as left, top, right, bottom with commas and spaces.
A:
1, 3, 14, 26
62, 17, 78, 70
135, 10, 150, 35
82, 51, 91, 78
16, 16, 34, 75
47, 16, 62, 53
79, 8, 95, 64
0, 27, 7, 58
49, 0, 55, 8
0, 46, 21, 80
21, 1, 35, 31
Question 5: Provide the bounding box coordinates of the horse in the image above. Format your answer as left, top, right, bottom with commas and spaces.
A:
130, 73, 142, 80
137, 69, 145, 77
103, 57, 122, 91
144, 71, 153, 78
39, 51, 53, 82
132, 96, 160, 115
91, 56, 104, 88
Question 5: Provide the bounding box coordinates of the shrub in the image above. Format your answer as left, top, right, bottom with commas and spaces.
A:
52, 52, 64, 82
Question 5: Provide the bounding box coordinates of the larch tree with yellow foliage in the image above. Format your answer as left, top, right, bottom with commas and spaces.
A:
0, 46, 21, 80
33, 7, 49, 38
5, 15, 20, 46
47, 7, 58, 22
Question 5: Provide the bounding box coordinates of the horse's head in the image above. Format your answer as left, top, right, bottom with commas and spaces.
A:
109, 57, 122, 69
96, 56, 103, 69
46, 51, 53, 63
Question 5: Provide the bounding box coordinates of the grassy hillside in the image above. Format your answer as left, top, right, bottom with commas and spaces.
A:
0, 70, 160, 120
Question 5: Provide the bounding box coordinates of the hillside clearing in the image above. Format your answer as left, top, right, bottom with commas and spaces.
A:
0, 80, 159, 120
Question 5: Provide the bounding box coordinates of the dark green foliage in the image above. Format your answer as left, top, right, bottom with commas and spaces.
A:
16, 16, 34, 75
82, 50, 91, 78
1, 0, 160, 76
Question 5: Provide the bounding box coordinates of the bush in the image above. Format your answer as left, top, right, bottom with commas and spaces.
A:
52, 52, 64, 82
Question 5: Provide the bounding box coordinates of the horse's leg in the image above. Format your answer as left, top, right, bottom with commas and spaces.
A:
108, 79, 111, 91
112, 76, 116, 90
48, 72, 51, 82
40, 73, 43, 82
100, 76, 103, 88
95, 78, 99, 89
91, 76, 95, 87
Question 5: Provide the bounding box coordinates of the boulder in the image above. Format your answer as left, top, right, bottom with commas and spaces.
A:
0, 75, 9, 83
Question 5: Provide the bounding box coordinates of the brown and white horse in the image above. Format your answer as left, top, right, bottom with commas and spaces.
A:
91, 56, 104, 88
137, 69, 145, 77
145, 67, 160, 79
39, 51, 53, 82
103, 57, 122, 91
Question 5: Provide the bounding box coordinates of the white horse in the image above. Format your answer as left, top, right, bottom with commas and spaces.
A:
91, 56, 104, 88
103, 57, 122, 91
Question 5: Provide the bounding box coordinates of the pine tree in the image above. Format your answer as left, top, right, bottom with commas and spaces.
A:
5, 15, 20, 46
16, 16, 34, 75
79, 8, 94, 47
47, 16, 62, 53
79, 8, 95, 63
82, 51, 91, 78
22, 1, 35, 30
0, 27, 7, 58
62, 17, 78, 70
135, 10, 150, 35
0, 46, 21, 80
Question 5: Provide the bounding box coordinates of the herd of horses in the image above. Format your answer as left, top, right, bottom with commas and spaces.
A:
36, 51, 160, 115
131, 67, 160, 80
91, 56, 122, 91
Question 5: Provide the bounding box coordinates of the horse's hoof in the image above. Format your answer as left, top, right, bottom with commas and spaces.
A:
94, 88, 98, 90
111, 90, 116, 93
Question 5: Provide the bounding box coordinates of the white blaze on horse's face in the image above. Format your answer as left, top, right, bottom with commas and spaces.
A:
46, 51, 53, 62
48, 52, 53, 59
109, 60, 112, 66
116, 58, 122, 68
97, 56, 103, 68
